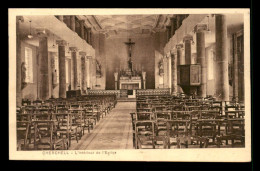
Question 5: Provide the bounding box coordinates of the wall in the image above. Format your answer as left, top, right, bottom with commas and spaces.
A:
104, 36, 157, 90
154, 32, 167, 89
93, 33, 106, 89
21, 41, 38, 101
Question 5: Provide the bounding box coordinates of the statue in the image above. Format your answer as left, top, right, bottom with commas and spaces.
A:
21, 62, 27, 89
158, 59, 164, 76
96, 60, 102, 77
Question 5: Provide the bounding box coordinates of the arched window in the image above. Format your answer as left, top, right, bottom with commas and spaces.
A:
24, 47, 33, 83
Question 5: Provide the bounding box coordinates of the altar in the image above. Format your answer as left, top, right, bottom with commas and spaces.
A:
119, 76, 142, 90
113, 39, 146, 98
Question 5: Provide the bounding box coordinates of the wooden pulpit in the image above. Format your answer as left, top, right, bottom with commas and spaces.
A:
177, 64, 201, 95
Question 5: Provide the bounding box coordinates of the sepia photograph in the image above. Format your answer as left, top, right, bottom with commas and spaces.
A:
8, 8, 251, 161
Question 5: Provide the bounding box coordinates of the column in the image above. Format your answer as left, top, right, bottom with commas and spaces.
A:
87, 28, 91, 44
142, 72, 146, 89
89, 31, 92, 45
166, 26, 171, 41
84, 28, 88, 42
167, 53, 172, 91
16, 16, 23, 106
183, 34, 193, 64
195, 24, 208, 98
69, 47, 78, 90
233, 33, 239, 102
86, 57, 91, 89
176, 44, 185, 65
114, 72, 118, 90
170, 17, 177, 37
70, 16, 76, 32
79, 20, 85, 40
170, 49, 177, 96
79, 51, 86, 93
215, 14, 229, 101
37, 29, 49, 100
56, 40, 67, 98
63, 16, 71, 29
176, 44, 184, 93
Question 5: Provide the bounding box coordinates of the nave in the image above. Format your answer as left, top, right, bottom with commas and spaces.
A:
69, 102, 134, 150
16, 93, 245, 150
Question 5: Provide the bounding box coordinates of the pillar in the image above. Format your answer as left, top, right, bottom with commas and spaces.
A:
37, 29, 49, 100
170, 49, 177, 96
86, 57, 91, 89
167, 53, 172, 91
170, 17, 177, 37
87, 28, 91, 44
79, 20, 85, 40
195, 24, 207, 98
176, 44, 184, 93
69, 47, 78, 90
114, 72, 118, 90
233, 33, 239, 102
183, 34, 193, 65
84, 28, 88, 43
56, 40, 67, 98
142, 72, 146, 89
70, 16, 76, 32
62, 16, 71, 29
79, 51, 86, 93
16, 16, 23, 106
89, 31, 92, 45
215, 14, 229, 101
166, 26, 171, 41
177, 44, 185, 65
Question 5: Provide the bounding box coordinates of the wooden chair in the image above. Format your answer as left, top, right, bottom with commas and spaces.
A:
217, 118, 245, 148
33, 120, 66, 150
166, 120, 190, 148
134, 120, 155, 149
17, 121, 30, 150
52, 113, 70, 149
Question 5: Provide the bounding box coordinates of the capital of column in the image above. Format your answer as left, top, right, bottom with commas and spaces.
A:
170, 48, 177, 56
176, 43, 184, 49
183, 34, 193, 42
194, 23, 208, 33
36, 28, 47, 37
170, 16, 177, 21
69, 47, 78, 52
79, 20, 85, 24
56, 40, 67, 46
79, 51, 86, 57
166, 52, 171, 58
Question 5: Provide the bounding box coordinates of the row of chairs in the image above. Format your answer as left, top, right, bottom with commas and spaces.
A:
131, 95, 245, 149
17, 95, 117, 151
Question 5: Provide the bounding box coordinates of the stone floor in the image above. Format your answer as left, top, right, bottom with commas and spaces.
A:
69, 102, 135, 150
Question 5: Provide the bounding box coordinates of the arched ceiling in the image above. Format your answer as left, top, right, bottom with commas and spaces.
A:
80, 14, 173, 38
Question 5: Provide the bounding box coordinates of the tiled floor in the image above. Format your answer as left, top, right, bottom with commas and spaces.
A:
69, 102, 135, 150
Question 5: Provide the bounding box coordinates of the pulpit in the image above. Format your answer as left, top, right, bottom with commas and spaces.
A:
177, 64, 201, 95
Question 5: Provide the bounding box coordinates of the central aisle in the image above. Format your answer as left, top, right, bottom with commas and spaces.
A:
70, 102, 135, 150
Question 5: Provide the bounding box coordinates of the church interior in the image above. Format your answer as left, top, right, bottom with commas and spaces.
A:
15, 13, 245, 150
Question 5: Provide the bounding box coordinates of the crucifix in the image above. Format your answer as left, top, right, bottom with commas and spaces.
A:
124, 38, 135, 72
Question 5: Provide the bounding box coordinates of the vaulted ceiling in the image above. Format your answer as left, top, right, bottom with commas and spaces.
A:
80, 14, 172, 38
